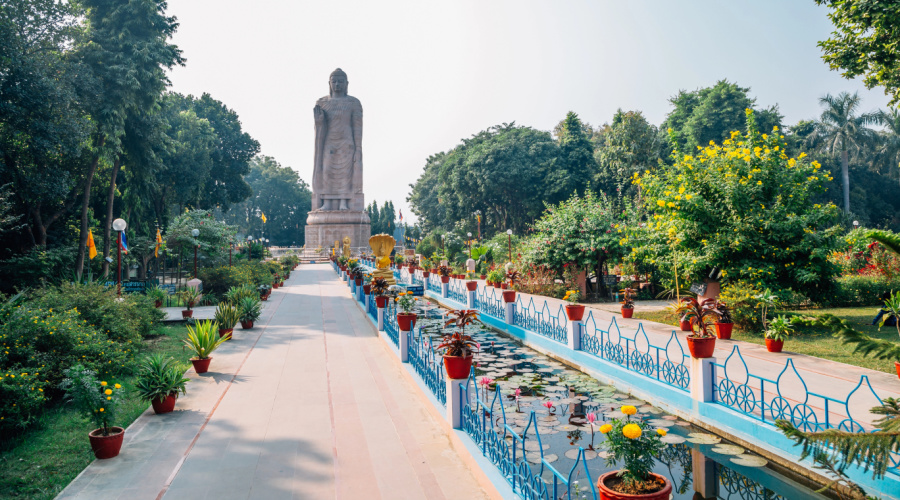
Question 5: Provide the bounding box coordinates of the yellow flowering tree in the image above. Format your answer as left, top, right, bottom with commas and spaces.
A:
630, 110, 842, 301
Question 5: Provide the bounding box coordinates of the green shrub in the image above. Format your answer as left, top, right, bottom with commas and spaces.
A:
825, 275, 900, 307
198, 262, 274, 297
0, 245, 78, 293
719, 280, 764, 331
29, 282, 164, 341
0, 370, 48, 436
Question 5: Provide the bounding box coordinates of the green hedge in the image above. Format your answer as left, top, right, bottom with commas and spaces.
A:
824, 274, 900, 307
198, 262, 274, 298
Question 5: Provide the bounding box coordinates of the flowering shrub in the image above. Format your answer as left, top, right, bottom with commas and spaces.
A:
630, 110, 842, 303
0, 370, 48, 435
60, 365, 123, 435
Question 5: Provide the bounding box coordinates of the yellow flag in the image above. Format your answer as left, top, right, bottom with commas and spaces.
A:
155, 228, 163, 258
86, 230, 97, 260
261, 212, 267, 223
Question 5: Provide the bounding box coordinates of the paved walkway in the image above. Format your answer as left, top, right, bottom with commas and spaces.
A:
59, 264, 496, 500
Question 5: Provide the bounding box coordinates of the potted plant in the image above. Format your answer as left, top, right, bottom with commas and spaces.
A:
146, 284, 167, 308
238, 296, 262, 329
370, 277, 390, 307
502, 271, 519, 302
465, 278, 478, 291
134, 354, 189, 414
396, 291, 417, 330
362, 274, 373, 295
713, 300, 734, 340
421, 258, 431, 278
395, 254, 405, 269
258, 284, 272, 301
563, 290, 585, 321
620, 287, 636, 319
596, 405, 671, 500
438, 265, 452, 284
765, 315, 794, 353
178, 287, 202, 319
60, 365, 125, 459
676, 297, 720, 358
486, 269, 504, 288
437, 309, 480, 379
214, 301, 240, 339
184, 320, 228, 373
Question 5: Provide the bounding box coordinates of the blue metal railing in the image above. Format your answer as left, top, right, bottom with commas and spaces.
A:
474, 286, 504, 319
407, 328, 446, 405
384, 302, 399, 347
448, 280, 467, 304
581, 312, 691, 392
512, 296, 567, 344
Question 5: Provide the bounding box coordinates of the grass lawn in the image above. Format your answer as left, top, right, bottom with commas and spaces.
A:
0, 324, 193, 500
633, 306, 900, 374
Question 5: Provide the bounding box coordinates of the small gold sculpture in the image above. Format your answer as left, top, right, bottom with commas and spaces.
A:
334, 240, 340, 258
369, 233, 396, 285
342, 236, 351, 259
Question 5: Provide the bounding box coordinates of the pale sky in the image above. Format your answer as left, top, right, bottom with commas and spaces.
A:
166, 0, 891, 224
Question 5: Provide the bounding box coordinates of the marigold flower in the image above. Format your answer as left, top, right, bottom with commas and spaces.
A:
100, 381, 107, 387
621, 405, 637, 416
99, 408, 105, 412
104, 389, 112, 395
115, 384, 121, 389
599, 424, 612, 434
622, 423, 642, 439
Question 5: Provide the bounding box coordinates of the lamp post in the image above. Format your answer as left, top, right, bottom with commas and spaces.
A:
247, 235, 253, 260
229, 243, 233, 267
853, 220, 859, 230
474, 210, 482, 242
506, 229, 513, 263
191, 229, 200, 278
467, 232, 472, 255
112, 218, 127, 296
265, 238, 270, 259
440, 233, 445, 255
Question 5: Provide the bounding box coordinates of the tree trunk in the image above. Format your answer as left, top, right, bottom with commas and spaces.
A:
101, 156, 122, 278
841, 148, 850, 214
596, 256, 607, 299
74, 137, 105, 282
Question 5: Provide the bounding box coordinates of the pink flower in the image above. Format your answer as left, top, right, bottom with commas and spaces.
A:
586, 413, 596, 424
479, 377, 494, 388
542, 401, 554, 411
514, 388, 521, 400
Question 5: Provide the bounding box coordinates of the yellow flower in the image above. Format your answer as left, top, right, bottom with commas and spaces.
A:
104, 389, 112, 395
99, 408, 105, 412
100, 381, 107, 387
657, 428, 667, 436
599, 424, 612, 434
622, 423, 642, 439
621, 405, 637, 416
656, 200, 665, 207
115, 384, 121, 389
685, 194, 692, 200
107, 397, 112, 400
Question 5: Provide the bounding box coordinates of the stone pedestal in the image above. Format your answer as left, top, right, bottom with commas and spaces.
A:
304, 210, 371, 251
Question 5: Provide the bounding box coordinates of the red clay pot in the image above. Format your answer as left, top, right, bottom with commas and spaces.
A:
191, 357, 212, 374
363, 284, 372, 294
565, 304, 586, 321
218, 328, 233, 340
397, 313, 417, 331
240, 320, 254, 329
466, 281, 478, 291
766, 338, 784, 353
355, 278, 363, 286
151, 394, 177, 414
679, 318, 692, 332
596, 471, 671, 500
376, 296, 388, 308
502, 290, 516, 303
155, 300, 163, 308
181, 310, 193, 319
440, 276, 450, 284
715, 322, 733, 340
895, 361, 900, 380
89, 427, 125, 459
621, 307, 634, 319
422, 271, 430, 278
261, 294, 269, 301
480, 275, 486, 280
443, 354, 474, 380
687, 336, 716, 358
500, 283, 508, 290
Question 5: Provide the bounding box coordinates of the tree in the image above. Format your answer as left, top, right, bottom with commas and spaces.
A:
593, 110, 664, 201
873, 108, 900, 185
547, 112, 595, 202
631, 110, 843, 302
407, 153, 448, 232
806, 92, 877, 214
816, 0, 900, 106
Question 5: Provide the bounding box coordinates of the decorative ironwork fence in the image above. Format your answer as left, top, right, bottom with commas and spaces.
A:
448, 280, 467, 304
384, 302, 399, 347
475, 287, 504, 319
512, 297, 567, 344
407, 329, 446, 405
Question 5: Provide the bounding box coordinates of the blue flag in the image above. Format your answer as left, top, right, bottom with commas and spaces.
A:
119, 231, 129, 255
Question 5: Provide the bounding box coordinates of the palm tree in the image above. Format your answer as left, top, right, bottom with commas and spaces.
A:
874, 108, 900, 186
806, 92, 878, 213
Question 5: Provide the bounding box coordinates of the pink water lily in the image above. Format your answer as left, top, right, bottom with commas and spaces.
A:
514, 388, 522, 412
479, 377, 494, 388
586, 412, 596, 424
542, 400, 554, 413
586, 412, 597, 449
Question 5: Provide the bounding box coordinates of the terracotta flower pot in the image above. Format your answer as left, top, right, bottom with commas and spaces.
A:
596, 471, 671, 500
466, 281, 478, 291
89, 427, 125, 459
715, 322, 733, 340
422, 271, 430, 278
621, 307, 634, 319
480, 275, 486, 280
502, 290, 516, 303
191, 357, 212, 374
261, 294, 269, 301
151, 394, 177, 414
766, 338, 784, 353
363, 284, 372, 294
679, 318, 692, 332
397, 313, 417, 331
155, 300, 163, 308
181, 310, 193, 319
687, 336, 716, 358
355, 278, 363, 286
443, 354, 474, 380
440, 276, 450, 284
240, 320, 254, 329
565, 304, 586, 321
218, 328, 233, 340
375, 296, 388, 308
895, 361, 900, 380
500, 283, 508, 290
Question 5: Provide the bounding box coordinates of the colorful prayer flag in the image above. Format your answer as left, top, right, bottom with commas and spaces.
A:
119, 231, 128, 255
155, 228, 163, 257
86, 230, 97, 260
261, 212, 267, 223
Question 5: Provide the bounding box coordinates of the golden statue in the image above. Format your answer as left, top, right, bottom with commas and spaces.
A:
333, 240, 340, 258
342, 236, 351, 259
368, 233, 396, 285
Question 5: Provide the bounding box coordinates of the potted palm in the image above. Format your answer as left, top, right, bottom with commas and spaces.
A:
146, 285, 167, 308
486, 269, 504, 288
676, 297, 720, 358
238, 296, 262, 329
596, 405, 671, 499
563, 290, 585, 321
60, 365, 125, 459
135, 354, 189, 414
713, 300, 734, 340
184, 320, 228, 373
178, 287, 202, 319
371, 277, 390, 308
765, 315, 794, 353
502, 271, 519, 303
437, 309, 480, 379
214, 302, 240, 339
620, 287, 636, 319
438, 265, 452, 284
396, 291, 417, 330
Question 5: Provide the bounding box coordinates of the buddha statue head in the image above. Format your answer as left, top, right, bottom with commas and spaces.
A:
329, 68, 348, 97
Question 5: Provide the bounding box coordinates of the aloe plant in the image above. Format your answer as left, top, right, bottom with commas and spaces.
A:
146, 284, 167, 303
178, 287, 202, 311
225, 284, 257, 305
134, 354, 189, 402
237, 297, 262, 323
184, 320, 227, 360
214, 302, 240, 329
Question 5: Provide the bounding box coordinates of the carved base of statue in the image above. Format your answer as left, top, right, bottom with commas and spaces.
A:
370, 267, 396, 286
304, 210, 371, 251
